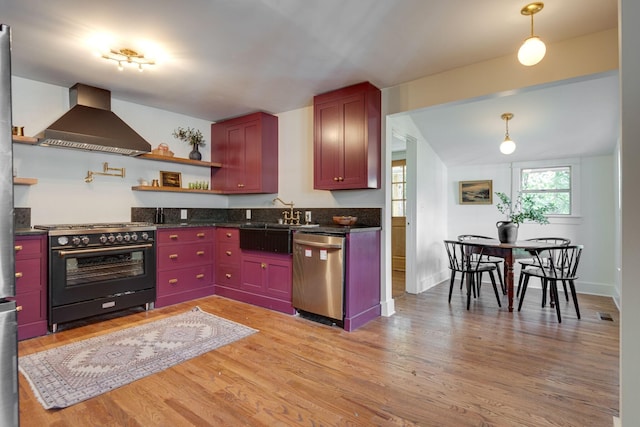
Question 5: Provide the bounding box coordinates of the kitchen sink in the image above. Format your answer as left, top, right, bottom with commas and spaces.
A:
239, 226, 292, 254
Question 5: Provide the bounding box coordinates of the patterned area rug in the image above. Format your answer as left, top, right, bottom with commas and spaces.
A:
19, 307, 257, 409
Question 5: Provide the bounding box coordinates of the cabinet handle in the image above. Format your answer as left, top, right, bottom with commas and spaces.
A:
196, 232, 205, 238
237, 183, 244, 188
196, 273, 204, 279
339, 176, 343, 181
333, 177, 339, 181
225, 273, 232, 279
15, 272, 22, 278
261, 263, 266, 269
169, 234, 179, 240
226, 250, 232, 256
16, 305, 22, 312
196, 250, 205, 256
14, 245, 23, 252
226, 232, 232, 238
169, 254, 178, 259
168, 279, 178, 285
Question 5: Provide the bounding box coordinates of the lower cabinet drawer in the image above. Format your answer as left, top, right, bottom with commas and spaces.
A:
157, 265, 213, 296
14, 290, 46, 325
15, 258, 42, 293
215, 264, 241, 288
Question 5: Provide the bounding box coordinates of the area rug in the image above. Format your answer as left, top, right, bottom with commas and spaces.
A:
19, 307, 257, 409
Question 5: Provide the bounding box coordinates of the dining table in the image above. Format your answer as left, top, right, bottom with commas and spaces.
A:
461, 238, 556, 312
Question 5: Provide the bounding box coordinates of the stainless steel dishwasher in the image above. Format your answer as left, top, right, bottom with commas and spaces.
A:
292, 232, 345, 323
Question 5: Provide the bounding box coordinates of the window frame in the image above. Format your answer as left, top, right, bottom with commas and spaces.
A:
512, 158, 582, 222
391, 159, 407, 217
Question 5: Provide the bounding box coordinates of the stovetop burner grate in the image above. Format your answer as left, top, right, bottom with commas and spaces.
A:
34, 222, 153, 231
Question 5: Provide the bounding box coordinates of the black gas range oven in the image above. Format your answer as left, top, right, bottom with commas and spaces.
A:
34, 222, 156, 332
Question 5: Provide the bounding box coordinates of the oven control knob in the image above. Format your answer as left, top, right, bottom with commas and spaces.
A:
81, 236, 90, 245
123, 233, 131, 242
130, 233, 138, 241
141, 232, 149, 241
99, 234, 107, 244
116, 234, 123, 242
107, 234, 116, 243
57, 236, 69, 246
72, 236, 81, 246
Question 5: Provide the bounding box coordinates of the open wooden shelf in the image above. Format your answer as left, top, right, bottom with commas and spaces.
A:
131, 185, 223, 194
12, 136, 38, 145
137, 153, 222, 168
13, 177, 38, 185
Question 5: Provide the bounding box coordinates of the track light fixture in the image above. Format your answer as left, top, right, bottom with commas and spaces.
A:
102, 48, 155, 72
518, 2, 546, 66
500, 113, 516, 155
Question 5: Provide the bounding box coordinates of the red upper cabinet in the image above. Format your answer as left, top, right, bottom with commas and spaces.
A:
313, 82, 381, 190
211, 112, 278, 194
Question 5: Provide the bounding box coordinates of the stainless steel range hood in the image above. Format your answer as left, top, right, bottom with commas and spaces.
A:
37, 83, 151, 156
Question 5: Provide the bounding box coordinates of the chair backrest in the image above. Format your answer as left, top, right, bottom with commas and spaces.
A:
525, 237, 571, 245
530, 245, 583, 280
444, 240, 488, 272
457, 234, 495, 242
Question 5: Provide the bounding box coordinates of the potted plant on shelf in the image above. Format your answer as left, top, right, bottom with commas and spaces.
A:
494, 191, 555, 243
172, 127, 205, 160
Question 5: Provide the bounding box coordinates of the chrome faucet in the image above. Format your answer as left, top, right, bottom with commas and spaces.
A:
272, 197, 301, 225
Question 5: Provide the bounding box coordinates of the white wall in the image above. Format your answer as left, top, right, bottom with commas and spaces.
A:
620, 0, 640, 423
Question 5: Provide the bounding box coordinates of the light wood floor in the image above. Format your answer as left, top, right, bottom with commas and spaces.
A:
18, 282, 619, 426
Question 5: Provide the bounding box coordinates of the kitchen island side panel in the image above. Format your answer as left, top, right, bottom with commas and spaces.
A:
344, 230, 381, 331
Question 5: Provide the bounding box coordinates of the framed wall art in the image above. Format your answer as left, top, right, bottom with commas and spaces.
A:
459, 180, 493, 205
160, 171, 182, 188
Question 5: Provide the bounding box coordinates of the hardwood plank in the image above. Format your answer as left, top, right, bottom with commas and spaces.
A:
18, 284, 619, 426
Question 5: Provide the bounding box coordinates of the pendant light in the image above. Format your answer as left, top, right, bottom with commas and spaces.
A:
500, 113, 516, 155
517, 2, 546, 66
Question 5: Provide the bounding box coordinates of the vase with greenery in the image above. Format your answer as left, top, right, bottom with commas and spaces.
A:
173, 127, 205, 160
494, 191, 555, 243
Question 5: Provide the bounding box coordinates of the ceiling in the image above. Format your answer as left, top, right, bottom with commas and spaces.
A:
0, 0, 619, 166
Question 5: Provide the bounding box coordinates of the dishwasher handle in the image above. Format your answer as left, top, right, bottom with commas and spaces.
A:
294, 240, 343, 249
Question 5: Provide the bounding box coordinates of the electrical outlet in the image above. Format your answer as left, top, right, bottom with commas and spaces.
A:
305, 211, 312, 223
246, 209, 251, 220
180, 209, 188, 220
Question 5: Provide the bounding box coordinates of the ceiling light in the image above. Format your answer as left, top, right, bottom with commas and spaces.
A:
500, 113, 516, 155
518, 2, 546, 66
102, 48, 155, 72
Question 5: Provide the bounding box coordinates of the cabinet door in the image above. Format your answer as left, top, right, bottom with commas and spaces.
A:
263, 259, 291, 300
314, 99, 344, 189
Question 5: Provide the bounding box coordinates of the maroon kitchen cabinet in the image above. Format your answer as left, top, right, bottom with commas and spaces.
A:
314, 81, 381, 190
344, 230, 381, 331
211, 112, 278, 194
239, 251, 295, 315
14, 234, 47, 340
156, 227, 214, 307
214, 227, 241, 290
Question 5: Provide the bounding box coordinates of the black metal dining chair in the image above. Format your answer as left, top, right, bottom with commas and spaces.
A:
516, 237, 571, 299
517, 245, 583, 322
458, 235, 506, 295
444, 240, 502, 310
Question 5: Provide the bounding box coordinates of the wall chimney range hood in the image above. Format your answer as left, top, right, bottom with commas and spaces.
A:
37, 83, 151, 156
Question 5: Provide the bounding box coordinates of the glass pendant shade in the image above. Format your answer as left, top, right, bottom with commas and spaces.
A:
500, 137, 516, 154
518, 36, 546, 66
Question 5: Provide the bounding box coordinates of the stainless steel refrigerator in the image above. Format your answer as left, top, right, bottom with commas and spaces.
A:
0, 23, 19, 427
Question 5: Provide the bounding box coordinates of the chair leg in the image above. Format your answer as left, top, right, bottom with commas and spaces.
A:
561, 280, 569, 301
568, 280, 581, 319
550, 280, 562, 322
448, 271, 457, 303
541, 279, 548, 307
489, 271, 502, 307
466, 272, 473, 310
517, 270, 525, 297
495, 262, 506, 295
518, 275, 530, 312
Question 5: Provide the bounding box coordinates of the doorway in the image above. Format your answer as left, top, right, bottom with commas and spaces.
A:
391, 159, 406, 297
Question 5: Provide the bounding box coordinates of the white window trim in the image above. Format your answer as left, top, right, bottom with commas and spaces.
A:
511, 158, 582, 224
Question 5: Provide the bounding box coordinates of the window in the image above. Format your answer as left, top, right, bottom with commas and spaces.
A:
520, 166, 571, 215
392, 160, 406, 217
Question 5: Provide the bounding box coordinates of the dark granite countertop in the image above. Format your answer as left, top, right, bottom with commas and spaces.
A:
15, 228, 48, 236
154, 222, 380, 234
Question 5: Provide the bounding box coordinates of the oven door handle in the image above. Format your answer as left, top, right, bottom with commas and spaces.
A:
57, 243, 154, 257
